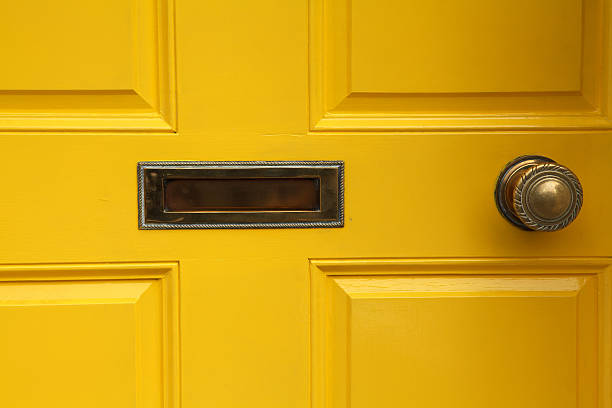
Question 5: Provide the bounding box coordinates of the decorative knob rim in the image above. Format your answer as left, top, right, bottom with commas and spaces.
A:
495, 155, 583, 231
513, 162, 583, 231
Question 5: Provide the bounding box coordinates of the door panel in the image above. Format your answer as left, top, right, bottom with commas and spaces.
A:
0, 263, 179, 408
310, 0, 608, 130
0, 0, 175, 131
312, 259, 604, 408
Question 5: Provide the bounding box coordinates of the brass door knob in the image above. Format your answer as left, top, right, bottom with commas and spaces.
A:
495, 156, 583, 231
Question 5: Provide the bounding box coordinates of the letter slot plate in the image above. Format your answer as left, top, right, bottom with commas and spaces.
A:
138, 161, 344, 229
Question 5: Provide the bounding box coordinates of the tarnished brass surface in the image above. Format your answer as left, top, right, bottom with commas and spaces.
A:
495, 156, 583, 231
527, 178, 572, 220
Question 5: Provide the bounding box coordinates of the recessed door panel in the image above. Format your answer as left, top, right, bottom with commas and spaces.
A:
311, 260, 604, 408
0, 0, 176, 131
0, 263, 179, 408
309, 0, 609, 130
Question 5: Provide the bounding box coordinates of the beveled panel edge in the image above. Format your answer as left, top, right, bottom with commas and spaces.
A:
0, 261, 177, 280
0, 112, 174, 133
137, 161, 345, 229
154, 0, 178, 131
311, 114, 612, 132
310, 257, 612, 275
330, 275, 590, 297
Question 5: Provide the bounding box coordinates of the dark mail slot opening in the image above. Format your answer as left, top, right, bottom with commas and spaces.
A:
163, 178, 321, 212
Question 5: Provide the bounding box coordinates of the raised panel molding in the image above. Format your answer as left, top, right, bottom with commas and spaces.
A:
0, 262, 179, 408
309, 0, 612, 131
310, 258, 612, 408
0, 0, 176, 132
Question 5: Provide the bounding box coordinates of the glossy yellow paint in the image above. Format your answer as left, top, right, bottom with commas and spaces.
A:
0, 263, 179, 408
311, 0, 608, 130
312, 259, 606, 408
352, 0, 582, 93
0, 0, 175, 131
1, 0, 612, 407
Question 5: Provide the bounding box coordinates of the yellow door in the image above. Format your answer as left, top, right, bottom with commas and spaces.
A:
0, 0, 610, 407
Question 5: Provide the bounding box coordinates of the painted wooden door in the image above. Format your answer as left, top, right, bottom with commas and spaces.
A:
0, 0, 611, 407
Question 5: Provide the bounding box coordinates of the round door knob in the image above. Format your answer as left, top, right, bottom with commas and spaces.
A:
495, 156, 583, 231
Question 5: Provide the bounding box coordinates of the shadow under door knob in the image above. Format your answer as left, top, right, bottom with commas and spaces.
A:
495, 156, 583, 231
